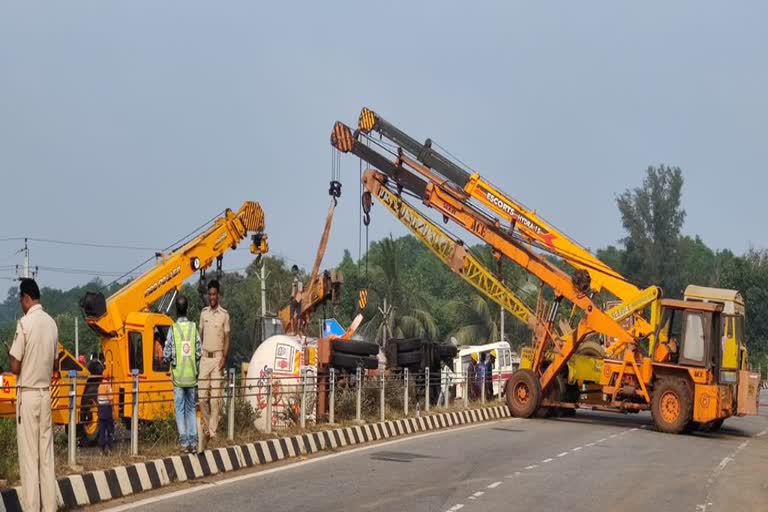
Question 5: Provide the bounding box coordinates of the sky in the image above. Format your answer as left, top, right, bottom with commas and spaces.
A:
1, 1, 766, 291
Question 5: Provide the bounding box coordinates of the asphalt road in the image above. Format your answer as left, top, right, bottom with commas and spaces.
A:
106, 393, 768, 512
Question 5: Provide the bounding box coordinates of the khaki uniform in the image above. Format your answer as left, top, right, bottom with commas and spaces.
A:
9, 304, 58, 512
198, 305, 229, 437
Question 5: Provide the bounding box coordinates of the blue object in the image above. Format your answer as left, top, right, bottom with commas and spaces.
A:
322, 318, 345, 337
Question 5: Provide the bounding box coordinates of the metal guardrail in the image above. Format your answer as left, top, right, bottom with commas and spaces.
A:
0, 365, 508, 468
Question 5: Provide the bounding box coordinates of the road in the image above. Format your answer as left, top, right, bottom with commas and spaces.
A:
106, 395, 768, 512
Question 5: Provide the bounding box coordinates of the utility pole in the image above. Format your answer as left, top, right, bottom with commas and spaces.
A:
261, 262, 267, 335
16, 238, 37, 280
500, 305, 505, 343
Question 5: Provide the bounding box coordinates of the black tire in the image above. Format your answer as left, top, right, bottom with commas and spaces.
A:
438, 344, 458, 360
505, 369, 541, 418
535, 374, 566, 418
397, 350, 423, 366
331, 340, 379, 356
651, 378, 693, 434
395, 337, 422, 353
330, 352, 378, 370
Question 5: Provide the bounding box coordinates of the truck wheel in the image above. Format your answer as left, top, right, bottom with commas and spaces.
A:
395, 337, 422, 353
651, 378, 693, 434
331, 340, 379, 356
505, 369, 541, 418
330, 353, 379, 370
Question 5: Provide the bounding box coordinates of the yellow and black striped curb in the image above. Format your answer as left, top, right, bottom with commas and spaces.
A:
0, 405, 511, 511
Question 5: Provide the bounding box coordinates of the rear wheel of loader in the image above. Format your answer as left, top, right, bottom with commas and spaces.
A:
651, 378, 693, 434
505, 369, 541, 418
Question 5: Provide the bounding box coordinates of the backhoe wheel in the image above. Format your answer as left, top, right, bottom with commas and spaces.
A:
651, 378, 693, 434
505, 369, 541, 418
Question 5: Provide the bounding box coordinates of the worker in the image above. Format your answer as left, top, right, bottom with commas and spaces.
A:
290, 265, 303, 329
198, 279, 230, 449
153, 329, 165, 371
485, 350, 497, 399
466, 353, 479, 401
6, 278, 58, 512
164, 295, 202, 454
97, 370, 115, 455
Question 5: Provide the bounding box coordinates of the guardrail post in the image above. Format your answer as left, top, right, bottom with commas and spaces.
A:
424, 367, 430, 413
403, 368, 409, 417
355, 367, 362, 422
131, 369, 139, 457
445, 372, 451, 408
227, 368, 236, 441
299, 370, 308, 429
464, 372, 469, 409
265, 370, 273, 435
67, 370, 77, 468
329, 368, 336, 425
379, 371, 385, 422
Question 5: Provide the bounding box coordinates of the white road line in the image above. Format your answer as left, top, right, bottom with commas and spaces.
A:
756, 429, 767, 438
630, 428, 639, 432
448, 505, 464, 512
597, 438, 607, 442
542, 458, 553, 463
100, 419, 519, 512
609, 434, 617, 438
557, 452, 568, 457
487, 481, 503, 489
699, 437, 752, 510
524, 465, 538, 470
472, 491, 485, 498
572, 446, 583, 452
585, 442, 595, 447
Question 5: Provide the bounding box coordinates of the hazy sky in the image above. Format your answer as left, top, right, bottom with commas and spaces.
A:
1, 2, 766, 291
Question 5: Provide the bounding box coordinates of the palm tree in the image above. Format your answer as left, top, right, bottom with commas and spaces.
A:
450, 295, 499, 346
361, 236, 438, 345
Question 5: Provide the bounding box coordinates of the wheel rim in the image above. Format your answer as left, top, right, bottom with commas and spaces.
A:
660, 391, 680, 423
513, 382, 530, 406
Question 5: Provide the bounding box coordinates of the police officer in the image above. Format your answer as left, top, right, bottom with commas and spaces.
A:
198, 280, 230, 448
7, 278, 58, 512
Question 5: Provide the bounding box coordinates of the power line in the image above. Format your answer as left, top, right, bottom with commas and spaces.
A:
0, 237, 157, 251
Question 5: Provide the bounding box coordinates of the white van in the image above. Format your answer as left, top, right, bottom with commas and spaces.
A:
452, 341, 519, 399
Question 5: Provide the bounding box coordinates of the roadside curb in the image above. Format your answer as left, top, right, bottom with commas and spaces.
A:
0, 405, 511, 511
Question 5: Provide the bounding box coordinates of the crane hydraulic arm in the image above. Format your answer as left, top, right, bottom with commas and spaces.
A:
83, 201, 269, 337
356, 107, 660, 340
332, 121, 639, 397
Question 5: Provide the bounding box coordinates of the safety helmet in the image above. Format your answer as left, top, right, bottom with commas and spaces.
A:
470, 353, 478, 362
490, 349, 497, 358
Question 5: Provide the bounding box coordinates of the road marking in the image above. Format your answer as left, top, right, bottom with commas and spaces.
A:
756, 429, 767, 438
609, 434, 617, 438
524, 465, 538, 470
472, 491, 485, 498
572, 446, 582, 451
487, 481, 502, 489
542, 458, 553, 463
557, 452, 568, 457
447, 505, 464, 511
100, 418, 519, 512
630, 427, 639, 432
698, 437, 752, 511
585, 442, 595, 447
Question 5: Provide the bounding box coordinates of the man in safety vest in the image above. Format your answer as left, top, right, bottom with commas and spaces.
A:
163, 295, 202, 454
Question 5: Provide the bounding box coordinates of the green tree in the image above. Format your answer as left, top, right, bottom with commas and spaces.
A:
616, 164, 686, 296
